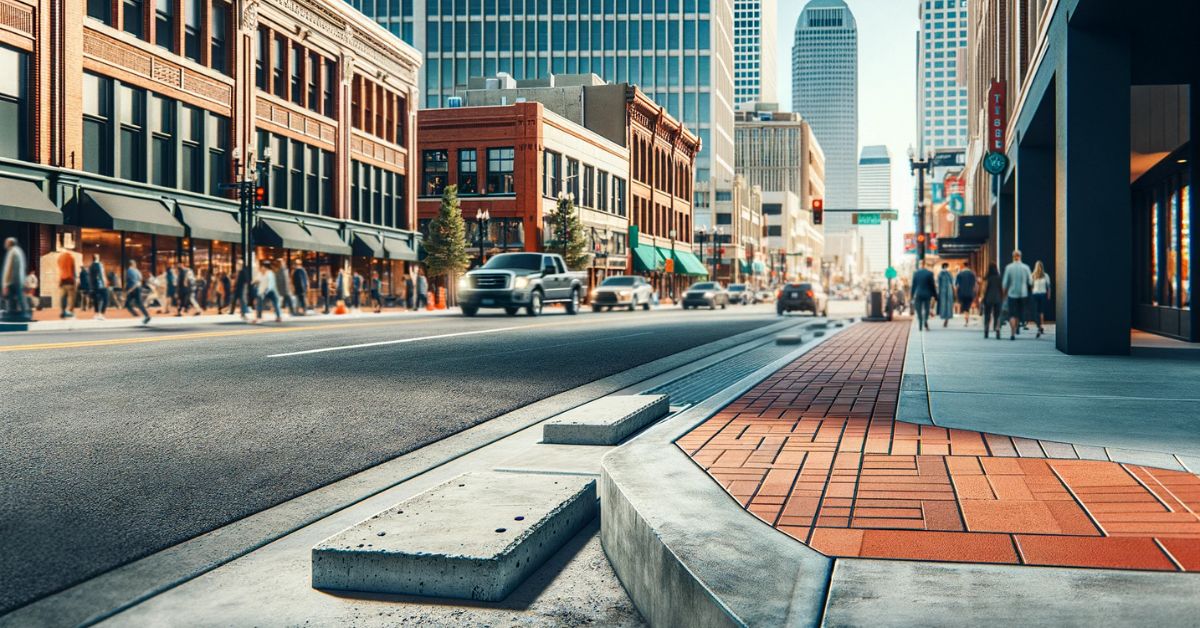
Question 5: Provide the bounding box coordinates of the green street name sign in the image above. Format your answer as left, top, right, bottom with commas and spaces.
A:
854, 213, 882, 225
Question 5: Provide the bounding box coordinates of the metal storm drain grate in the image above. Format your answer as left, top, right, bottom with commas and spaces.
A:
644, 338, 805, 406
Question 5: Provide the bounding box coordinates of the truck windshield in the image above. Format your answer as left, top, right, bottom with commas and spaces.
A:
600, 277, 637, 286
482, 253, 544, 270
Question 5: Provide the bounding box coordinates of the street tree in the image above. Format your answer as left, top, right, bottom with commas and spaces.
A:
548, 195, 589, 269
422, 184, 471, 300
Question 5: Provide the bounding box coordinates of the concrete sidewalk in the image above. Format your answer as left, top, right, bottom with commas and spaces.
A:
903, 319, 1200, 464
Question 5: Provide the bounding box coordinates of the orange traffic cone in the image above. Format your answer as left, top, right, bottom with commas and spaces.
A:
334, 299, 348, 315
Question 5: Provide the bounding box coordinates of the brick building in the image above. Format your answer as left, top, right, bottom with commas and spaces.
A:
415, 101, 630, 292
458, 73, 704, 301
0, 0, 422, 306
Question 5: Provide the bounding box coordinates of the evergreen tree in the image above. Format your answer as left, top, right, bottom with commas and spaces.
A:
422, 185, 471, 289
548, 195, 590, 269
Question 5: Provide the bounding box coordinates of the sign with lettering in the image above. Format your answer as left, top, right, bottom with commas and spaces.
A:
988, 80, 1007, 152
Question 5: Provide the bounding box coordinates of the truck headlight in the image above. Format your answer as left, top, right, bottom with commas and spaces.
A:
703, 291, 714, 298
514, 276, 529, 289
458, 277, 469, 290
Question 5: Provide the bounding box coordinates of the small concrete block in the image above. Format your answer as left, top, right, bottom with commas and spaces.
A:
1105, 448, 1185, 471
776, 334, 805, 345
542, 394, 669, 446
311, 471, 597, 601
834, 321, 845, 328
813, 330, 826, 337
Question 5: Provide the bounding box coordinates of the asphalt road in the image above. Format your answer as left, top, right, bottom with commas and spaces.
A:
0, 304, 781, 615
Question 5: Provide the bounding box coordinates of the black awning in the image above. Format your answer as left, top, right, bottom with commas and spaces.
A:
307, 225, 353, 256
80, 190, 184, 236
177, 203, 242, 243
956, 215, 990, 243
351, 232, 385, 258
384, 235, 419, 261
255, 218, 313, 251
0, 177, 62, 225
937, 237, 984, 259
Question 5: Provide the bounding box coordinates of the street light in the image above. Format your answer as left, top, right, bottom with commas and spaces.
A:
224, 146, 271, 306
908, 146, 933, 263
474, 208, 490, 266
668, 228, 677, 300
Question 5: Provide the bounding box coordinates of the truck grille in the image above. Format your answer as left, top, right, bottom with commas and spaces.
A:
472, 274, 509, 289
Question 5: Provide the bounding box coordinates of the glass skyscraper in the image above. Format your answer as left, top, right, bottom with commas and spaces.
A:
791, 0, 857, 232
917, 0, 969, 153
733, 0, 776, 108
351, 0, 735, 196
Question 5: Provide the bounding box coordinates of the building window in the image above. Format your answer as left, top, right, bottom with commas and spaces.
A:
614, 177, 626, 217
323, 60, 336, 117
290, 44, 304, 105
155, 0, 175, 52
123, 0, 145, 38
118, 84, 145, 182
422, 149, 448, 196
457, 149, 477, 194
582, 165, 594, 208
211, 0, 231, 75
322, 152, 334, 216
184, 0, 201, 62
0, 45, 29, 161
88, 0, 113, 25
486, 147, 514, 194
256, 28, 268, 90
273, 34, 286, 96
597, 171, 609, 211
307, 51, 320, 113
149, 94, 175, 187
289, 140, 304, 209
566, 158, 580, 202
543, 150, 561, 197
180, 105, 203, 192
207, 114, 229, 195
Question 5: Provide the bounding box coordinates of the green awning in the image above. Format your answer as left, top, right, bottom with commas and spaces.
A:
255, 218, 313, 251
306, 224, 353, 256
0, 176, 61, 225
672, 249, 709, 276
753, 261, 767, 274
351, 232, 386, 258
384, 235, 420, 261
739, 260, 751, 274
631, 244, 660, 272
176, 202, 241, 242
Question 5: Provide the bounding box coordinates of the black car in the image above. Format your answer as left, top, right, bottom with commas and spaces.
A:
776, 282, 829, 316
681, 282, 729, 310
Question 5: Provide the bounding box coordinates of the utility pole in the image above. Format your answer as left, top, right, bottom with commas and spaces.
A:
223, 148, 271, 306
908, 148, 933, 263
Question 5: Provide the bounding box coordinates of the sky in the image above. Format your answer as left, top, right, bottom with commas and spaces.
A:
774, 0, 920, 260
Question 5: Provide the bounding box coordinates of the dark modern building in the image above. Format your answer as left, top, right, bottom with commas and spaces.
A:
967, 0, 1197, 353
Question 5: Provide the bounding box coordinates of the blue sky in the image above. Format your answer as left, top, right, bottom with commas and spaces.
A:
774, 0, 920, 248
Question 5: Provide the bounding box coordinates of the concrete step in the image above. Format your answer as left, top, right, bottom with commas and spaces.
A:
311, 471, 596, 602
541, 394, 670, 446
776, 334, 805, 345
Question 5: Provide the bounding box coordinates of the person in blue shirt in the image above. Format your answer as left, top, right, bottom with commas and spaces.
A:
1002, 249, 1033, 341
123, 260, 150, 324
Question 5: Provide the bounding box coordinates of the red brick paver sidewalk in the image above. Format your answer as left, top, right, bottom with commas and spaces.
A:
677, 322, 1200, 571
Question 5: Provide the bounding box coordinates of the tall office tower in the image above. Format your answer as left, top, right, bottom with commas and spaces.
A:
917, 0, 969, 153
373, 0, 735, 197
733, 0, 777, 107
858, 145, 893, 276
342, 0, 415, 42
791, 0, 858, 233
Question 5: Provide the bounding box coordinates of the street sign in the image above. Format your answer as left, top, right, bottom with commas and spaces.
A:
853, 213, 882, 225
983, 151, 1009, 175
885, 267, 897, 280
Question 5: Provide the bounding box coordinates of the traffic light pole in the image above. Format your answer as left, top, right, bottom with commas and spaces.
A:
222, 156, 270, 309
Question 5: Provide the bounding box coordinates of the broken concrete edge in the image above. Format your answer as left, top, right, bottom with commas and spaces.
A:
0, 319, 804, 628
311, 472, 597, 602
600, 325, 854, 628
542, 394, 670, 446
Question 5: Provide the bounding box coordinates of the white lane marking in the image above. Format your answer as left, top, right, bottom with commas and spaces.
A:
267, 324, 539, 358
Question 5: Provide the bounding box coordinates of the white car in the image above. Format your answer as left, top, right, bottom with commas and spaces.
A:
591, 275, 654, 312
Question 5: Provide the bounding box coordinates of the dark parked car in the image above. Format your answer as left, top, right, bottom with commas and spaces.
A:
682, 282, 729, 310
776, 282, 829, 316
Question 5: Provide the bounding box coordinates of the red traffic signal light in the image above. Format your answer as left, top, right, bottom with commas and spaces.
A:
254, 186, 266, 204
917, 233, 927, 243
812, 198, 824, 225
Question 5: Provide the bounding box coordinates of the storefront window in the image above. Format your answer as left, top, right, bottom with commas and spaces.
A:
1182, 181, 1190, 309
124, 233, 154, 279
211, 241, 233, 280
1151, 198, 1159, 306
422, 149, 448, 196
0, 45, 29, 161
155, 235, 180, 275
79, 228, 123, 287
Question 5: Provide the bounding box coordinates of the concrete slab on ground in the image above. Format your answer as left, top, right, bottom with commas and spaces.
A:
906, 322, 1200, 458
542, 395, 670, 446
823, 559, 1200, 627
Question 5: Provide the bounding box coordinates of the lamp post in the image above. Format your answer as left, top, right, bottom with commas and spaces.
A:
225, 146, 271, 304
668, 228, 677, 300
474, 208, 490, 267
908, 146, 933, 263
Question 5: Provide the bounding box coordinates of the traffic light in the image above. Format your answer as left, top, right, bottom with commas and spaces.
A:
254, 185, 266, 211
812, 199, 824, 225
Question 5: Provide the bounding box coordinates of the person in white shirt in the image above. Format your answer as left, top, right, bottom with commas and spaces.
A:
1001, 249, 1033, 341
1031, 261, 1052, 338
254, 260, 282, 323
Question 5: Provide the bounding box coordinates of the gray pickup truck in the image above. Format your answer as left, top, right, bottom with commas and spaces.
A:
457, 252, 586, 317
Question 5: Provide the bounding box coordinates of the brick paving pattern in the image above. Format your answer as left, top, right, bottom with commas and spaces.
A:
678, 322, 1200, 571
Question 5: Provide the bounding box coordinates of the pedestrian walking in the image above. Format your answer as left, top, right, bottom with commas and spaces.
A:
176, 266, 197, 315
936, 262, 955, 327
352, 271, 363, 313
196, 271, 211, 311
24, 269, 40, 311
163, 265, 176, 314
370, 271, 383, 313
1031, 261, 1052, 338
955, 264, 978, 326
124, 260, 151, 324
336, 266, 350, 310
254, 260, 282, 323
78, 265, 90, 312
1002, 249, 1033, 341
231, 265, 251, 319
292, 260, 309, 314
88, 255, 108, 320
218, 271, 232, 314
57, 249, 77, 318
404, 273, 415, 310
274, 260, 295, 316
910, 262, 937, 331
319, 270, 331, 314
2, 237, 28, 318
106, 268, 122, 309
981, 263, 1003, 339
416, 269, 429, 310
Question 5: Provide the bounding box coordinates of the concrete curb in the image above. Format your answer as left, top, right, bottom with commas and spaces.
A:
600, 324, 852, 628
0, 317, 803, 628
5, 308, 459, 333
